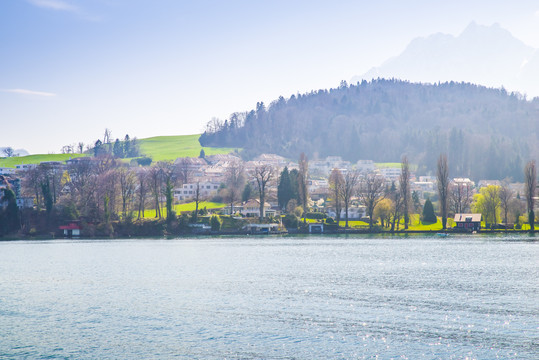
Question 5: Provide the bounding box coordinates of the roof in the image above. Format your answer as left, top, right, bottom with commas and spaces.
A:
453, 213, 482, 222
59, 222, 82, 230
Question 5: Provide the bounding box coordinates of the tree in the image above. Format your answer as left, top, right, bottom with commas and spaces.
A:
103, 128, 112, 144
159, 162, 177, 223
78, 142, 85, 154
225, 160, 245, 215
148, 166, 162, 219
192, 181, 201, 223
358, 173, 385, 231
94, 139, 103, 157
2, 147, 16, 157
136, 168, 148, 219
498, 180, 513, 231
117, 166, 136, 218
342, 170, 359, 228
242, 183, 253, 202
0, 188, 20, 235
113, 139, 124, 158
199, 149, 206, 159
472, 185, 500, 229
449, 180, 473, 214
253, 164, 274, 222
277, 167, 294, 211
374, 198, 393, 228
399, 156, 411, 229
437, 154, 450, 230
328, 169, 344, 226
422, 198, 437, 223
390, 183, 404, 232
297, 153, 309, 223
524, 161, 536, 232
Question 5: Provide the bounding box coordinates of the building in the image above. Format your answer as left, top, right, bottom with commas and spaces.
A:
454, 213, 482, 232
241, 199, 276, 218
173, 181, 221, 202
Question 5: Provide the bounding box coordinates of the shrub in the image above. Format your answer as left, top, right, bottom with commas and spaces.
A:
210, 215, 222, 231
325, 217, 335, 224
422, 199, 437, 223
283, 214, 299, 228
304, 212, 326, 220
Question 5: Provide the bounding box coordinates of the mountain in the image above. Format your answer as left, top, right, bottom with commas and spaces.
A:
199, 79, 539, 181
351, 22, 539, 98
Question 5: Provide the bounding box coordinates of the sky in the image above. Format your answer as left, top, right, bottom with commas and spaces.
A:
1, 0, 539, 154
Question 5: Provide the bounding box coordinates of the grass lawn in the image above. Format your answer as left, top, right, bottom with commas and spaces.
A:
0, 153, 89, 168
137, 201, 227, 219
339, 220, 369, 228
406, 214, 443, 231
137, 134, 239, 162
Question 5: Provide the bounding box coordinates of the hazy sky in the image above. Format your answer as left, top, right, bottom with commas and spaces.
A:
2, 0, 539, 154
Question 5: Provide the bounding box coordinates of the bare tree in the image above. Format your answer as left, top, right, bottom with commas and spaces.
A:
437, 154, 450, 230
148, 166, 162, 219
390, 184, 404, 232
253, 164, 274, 222
449, 180, 473, 215
136, 168, 148, 219
297, 153, 309, 223
159, 162, 177, 223
399, 156, 411, 229
358, 173, 385, 231
524, 160, 536, 232
193, 182, 202, 223
176, 158, 192, 185
341, 170, 359, 228
2, 147, 17, 157
498, 180, 513, 232
225, 160, 245, 215
117, 166, 136, 218
103, 128, 112, 144
78, 142, 85, 154
329, 168, 344, 227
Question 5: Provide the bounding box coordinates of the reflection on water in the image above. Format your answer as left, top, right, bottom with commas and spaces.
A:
1, 235, 538, 359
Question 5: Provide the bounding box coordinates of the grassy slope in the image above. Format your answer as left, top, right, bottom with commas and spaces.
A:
0, 135, 238, 168
0, 153, 89, 168
137, 135, 238, 162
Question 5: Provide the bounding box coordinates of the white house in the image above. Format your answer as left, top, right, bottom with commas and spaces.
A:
241, 199, 276, 218
173, 181, 221, 202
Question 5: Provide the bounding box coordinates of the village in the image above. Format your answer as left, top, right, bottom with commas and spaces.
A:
0, 151, 537, 237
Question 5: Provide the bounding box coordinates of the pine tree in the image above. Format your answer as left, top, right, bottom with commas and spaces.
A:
422, 198, 437, 223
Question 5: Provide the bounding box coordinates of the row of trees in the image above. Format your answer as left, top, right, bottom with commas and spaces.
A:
200, 79, 539, 181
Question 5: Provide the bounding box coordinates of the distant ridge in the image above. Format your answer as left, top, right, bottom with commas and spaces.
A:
200, 79, 539, 181
351, 22, 539, 98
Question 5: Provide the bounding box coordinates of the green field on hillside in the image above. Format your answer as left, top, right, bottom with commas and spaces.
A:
0, 135, 239, 168
0, 153, 89, 168
137, 201, 227, 219
137, 135, 238, 162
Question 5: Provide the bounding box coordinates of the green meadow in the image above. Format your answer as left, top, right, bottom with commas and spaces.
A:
0, 135, 238, 168
137, 135, 238, 162
0, 153, 89, 168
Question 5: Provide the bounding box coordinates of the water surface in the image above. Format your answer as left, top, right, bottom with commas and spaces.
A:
1, 234, 538, 359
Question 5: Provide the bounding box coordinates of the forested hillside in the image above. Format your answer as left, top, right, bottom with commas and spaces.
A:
200, 79, 539, 181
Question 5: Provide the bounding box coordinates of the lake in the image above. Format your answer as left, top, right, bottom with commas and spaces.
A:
1, 234, 538, 359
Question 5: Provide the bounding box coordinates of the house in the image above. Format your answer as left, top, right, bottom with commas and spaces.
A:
241, 199, 275, 218
14, 163, 37, 171
0, 167, 15, 175
454, 213, 482, 232
173, 181, 221, 202
59, 222, 82, 237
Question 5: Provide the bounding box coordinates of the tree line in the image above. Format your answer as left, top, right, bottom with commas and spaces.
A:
200, 79, 539, 181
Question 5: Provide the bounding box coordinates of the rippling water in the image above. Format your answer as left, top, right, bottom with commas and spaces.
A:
1, 234, 538, 359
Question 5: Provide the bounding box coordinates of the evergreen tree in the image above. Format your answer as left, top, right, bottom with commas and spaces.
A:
242, 183, 252, 202
113, 138, 124, 158
422, 198, 437, 223
199, 149, 206, 159
277, 167, 293, 210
